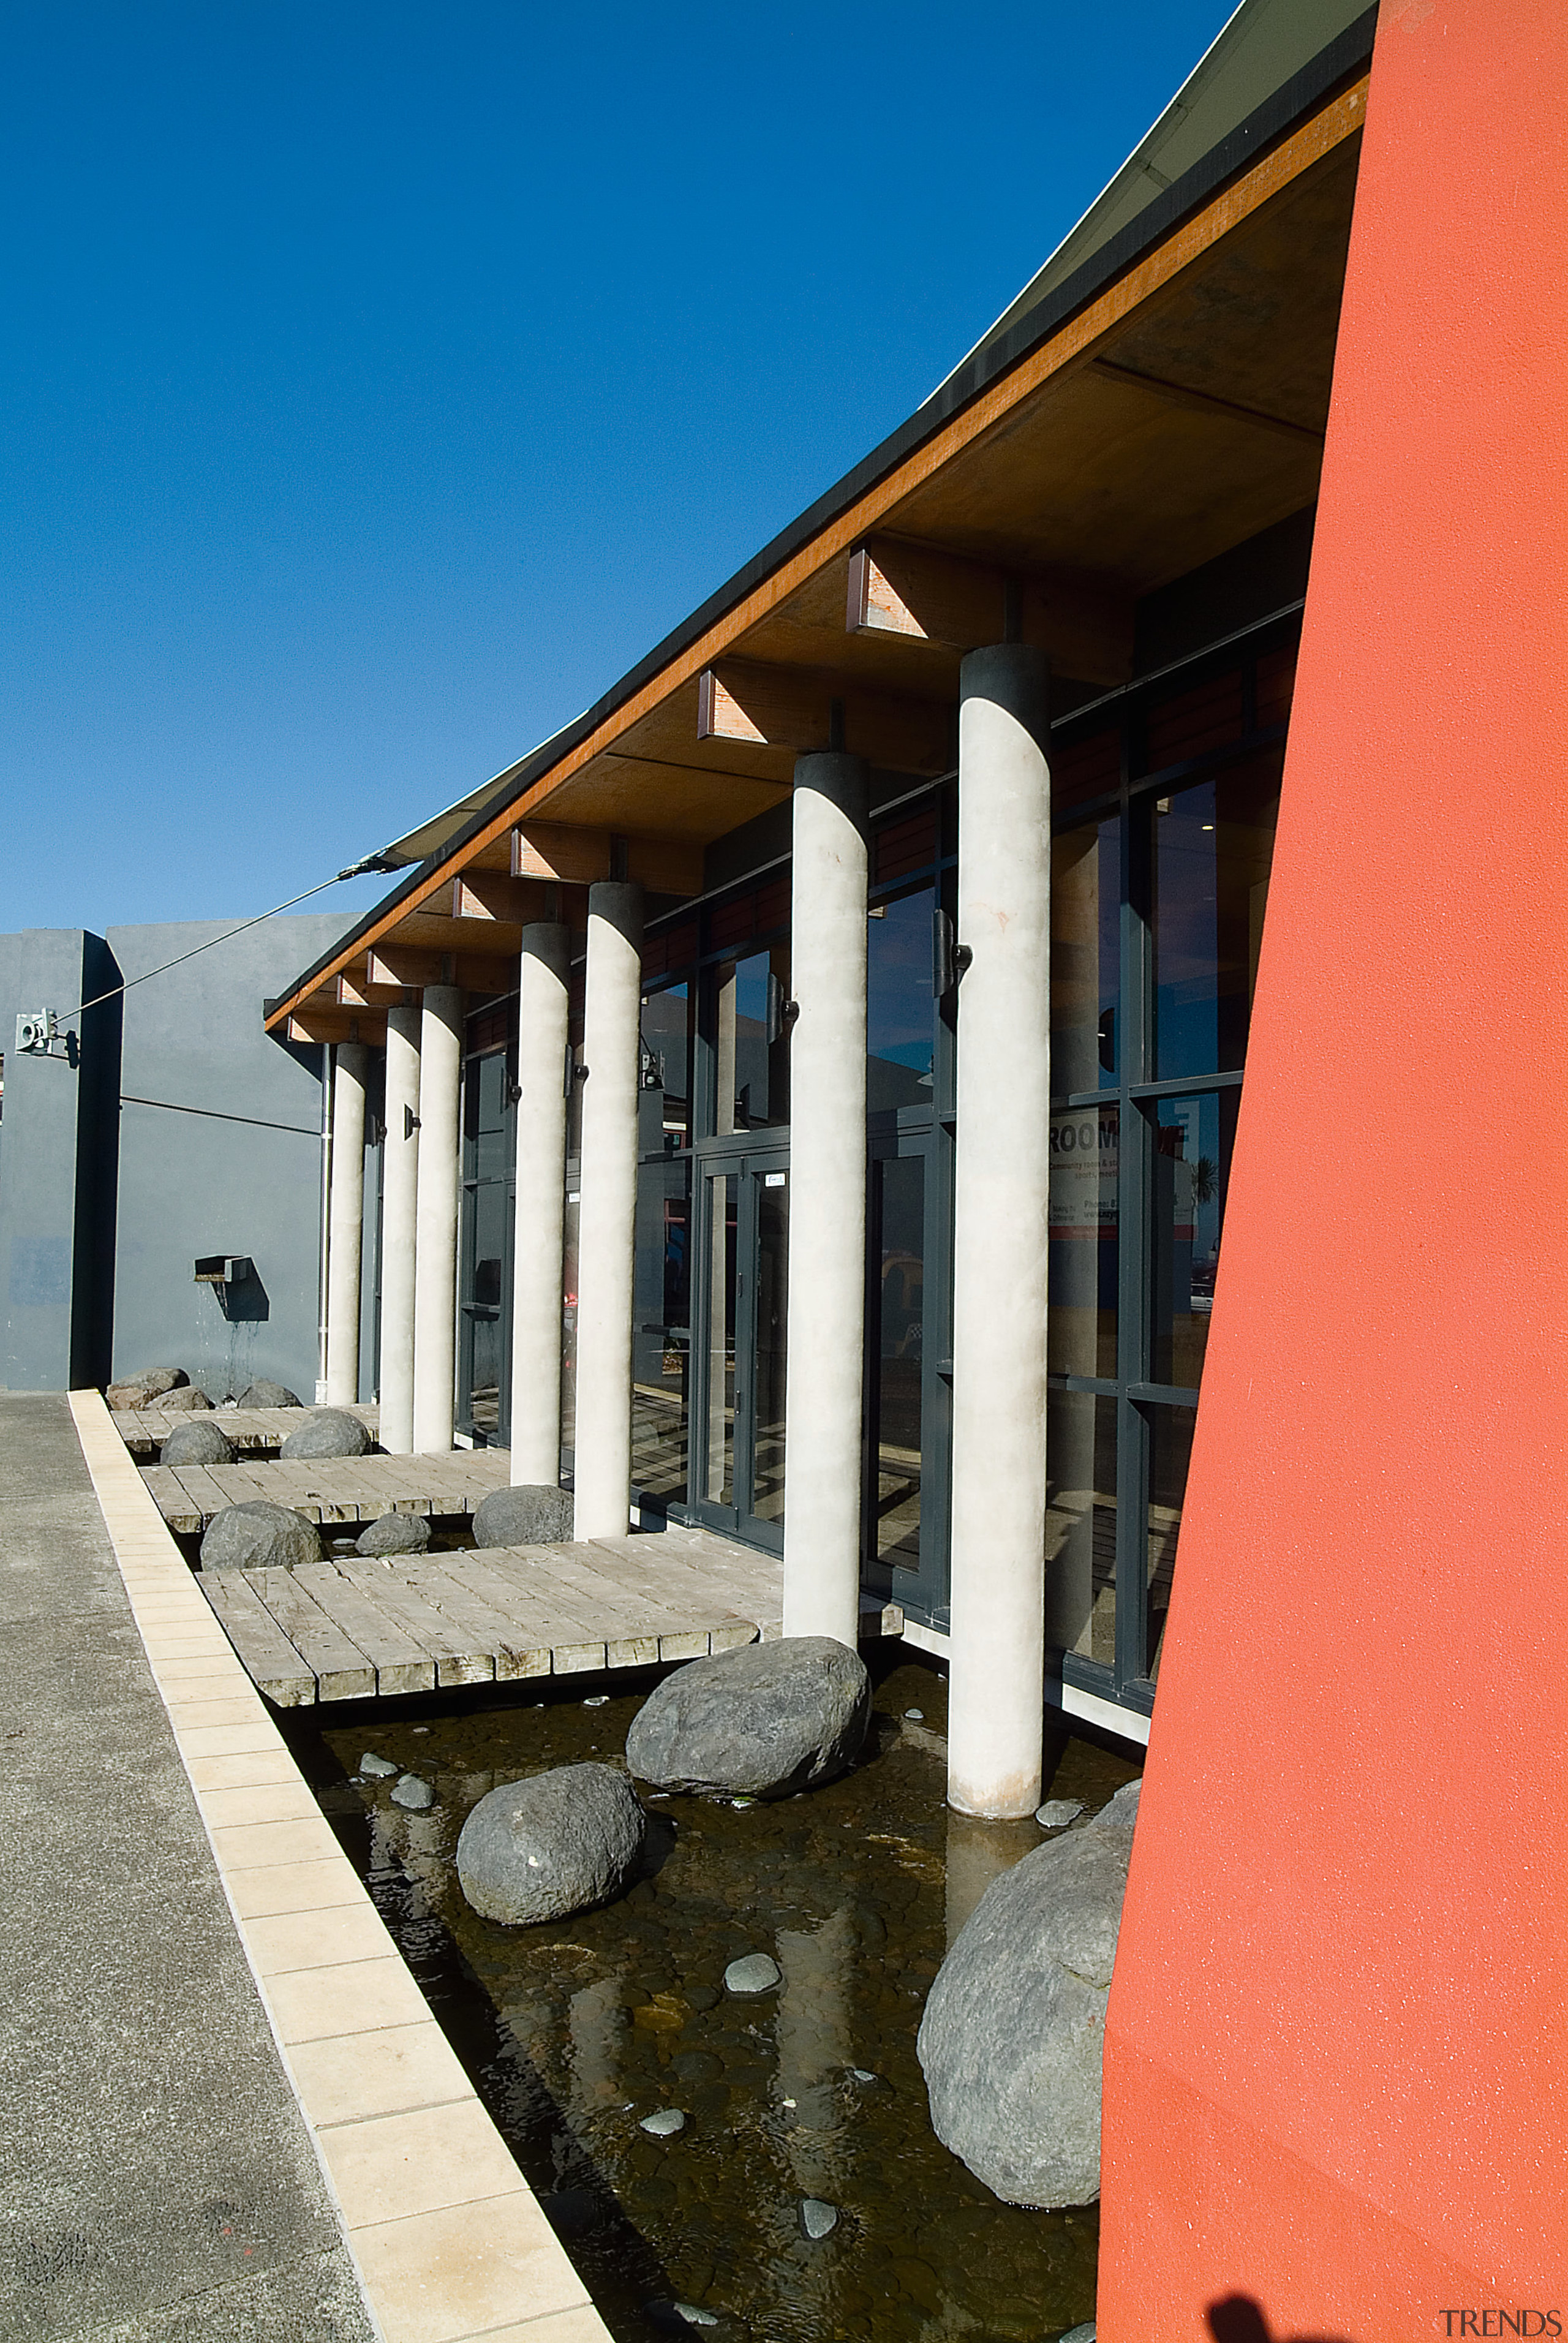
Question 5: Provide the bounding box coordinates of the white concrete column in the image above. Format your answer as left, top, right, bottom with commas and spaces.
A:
510, 921, 570, 1485
324, 1043, 369, 1406
412, 984, 463, 1454
572, 883, 643, 1538
782, 752, 869, 1647
948, 643, 1053, 1819
378, 1002, 421, 1454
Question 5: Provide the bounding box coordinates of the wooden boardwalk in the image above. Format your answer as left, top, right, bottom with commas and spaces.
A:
112, 1402, 379, 1458
141, 1445, 513, 1533
197, 1527, 904, 1706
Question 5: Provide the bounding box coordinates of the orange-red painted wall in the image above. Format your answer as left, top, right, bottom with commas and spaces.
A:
1097, 6, 1568, 2337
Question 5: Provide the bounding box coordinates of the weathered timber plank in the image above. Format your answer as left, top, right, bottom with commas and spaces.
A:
248, 1568, 377, 1700
199, 1572, 317, 1706
289, 1563, 437, 1696
424, 1556, 556, 1675
336, 1564, 495, 1686
140, 1466, 202, 1533
387, 1559, 570, 1680
462, 1549, 646, 1664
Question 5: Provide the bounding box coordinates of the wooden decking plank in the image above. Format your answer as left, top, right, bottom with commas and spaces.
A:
199, 1572, 317, 1706
386, 1558, 570, 1680
288, 1563, 437, 1696
248, 1568, 377, 1701
336, 1563, 496, 1686
468, 1547, 647, 1651
425, 1556, 559, 1675
140, 1466, 202, 1534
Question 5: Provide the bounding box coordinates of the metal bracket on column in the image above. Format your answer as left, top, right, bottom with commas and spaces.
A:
765, 971, 799, 1046
933, 910, 973, 998
403, 1106, 421, 1141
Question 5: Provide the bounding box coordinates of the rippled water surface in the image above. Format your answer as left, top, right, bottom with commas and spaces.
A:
292, 1658, 1140, 2343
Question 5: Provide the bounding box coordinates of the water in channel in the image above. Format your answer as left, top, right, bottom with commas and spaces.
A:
290, 1658, 1140, 2343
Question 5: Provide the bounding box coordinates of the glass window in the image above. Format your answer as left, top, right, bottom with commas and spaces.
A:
1046, 1390, 1118, 1665
1152, 755, 1279, 1079
559, 1183, 579, 1473
633, 1158, 690, 1507
752, 1172, 789, 1528
875, 1156, 924, 1569
714, 949, 790, 1133
1051, 818, 1119, 1092
867, 886, 936, 1111
640, 982, 692, 1154
1148, 1090, 1237, 1389
1048, 1104, 1118, 1378
704, 1173, 736, 1504
1146, 1403, 1195, 1682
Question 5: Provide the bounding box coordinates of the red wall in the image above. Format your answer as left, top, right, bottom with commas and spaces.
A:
1097, 4, 1568, 2336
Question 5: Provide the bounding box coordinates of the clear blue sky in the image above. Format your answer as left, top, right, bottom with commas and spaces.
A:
3, 1, 1235, 937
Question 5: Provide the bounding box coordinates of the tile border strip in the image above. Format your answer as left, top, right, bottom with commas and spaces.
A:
69, 1389, 610, 2343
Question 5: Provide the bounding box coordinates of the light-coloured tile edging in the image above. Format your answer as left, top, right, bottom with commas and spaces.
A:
69, 1389, 611, 2343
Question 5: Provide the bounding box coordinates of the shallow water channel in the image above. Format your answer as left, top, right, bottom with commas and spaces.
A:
287, 1657, 1140, 2343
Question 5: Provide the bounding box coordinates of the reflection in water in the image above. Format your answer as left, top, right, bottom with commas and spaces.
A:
308, 1666, 1138, 2343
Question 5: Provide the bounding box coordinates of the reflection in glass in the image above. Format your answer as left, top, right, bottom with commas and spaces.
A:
461, 1176, 507, 1436
714, 949, 790, 1133
751, 1172, 789, 1527
1050, 818, 1120, 1091
1153, 755, 1279, 1079
639, 983, 692, 1152
1048, 1104, 1118, 1378
867, 886, 935, 1111
1149, 1090, 1237, 1389
559, 1187, 579, 1471
1147, 1404, 1195, 1681
633, 1158, 690, 1506
1046, 1390, 1117, 1666
705, 1174, 736, 1505
875, 1156, 923, 1569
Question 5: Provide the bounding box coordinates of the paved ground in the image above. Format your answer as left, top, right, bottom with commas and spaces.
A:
0, 1394, 377, 2342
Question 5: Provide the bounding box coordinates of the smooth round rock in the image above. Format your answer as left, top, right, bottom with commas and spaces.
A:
391, 1775, 434, 1811
472, 1484, 575, 1548
360, 1753, 399, 1779
456, 1762, 646, 1926
235, 1379, 303, 1409
355, 1511, 431, 1556
800, 2199, 839, 2240
158, 1384, 214, 1413
723, 1953, 781, 1996
107, 1367, 188, 1408
904, 1708, 924, 1721
199, 1501, 324, 1572
639, 2107, 687, 2137
159, 1418, 234, 1466
1036, 1799, 1085, 1830
917, 1778, 1141, 2208
280, 1408, 372, 1460
625, 1636, 871, 1799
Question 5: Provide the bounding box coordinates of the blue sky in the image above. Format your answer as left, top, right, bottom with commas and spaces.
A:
3, 1, 1235, 937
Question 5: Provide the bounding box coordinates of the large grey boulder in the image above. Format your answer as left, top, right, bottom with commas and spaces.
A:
917, 1779, 1142, 2208
281, 1408, 372, 1460
456, 1763, 646, 1925
356, 1511, 431, 1557
200, 1501, 324, 1572
235, 1379, 303, 1409
157, 1384, 214, 1413
625, 1636, 870, 1799
472, 1484, 575, 1548
159, 1419, 235, 1466
106, 1367, 188, 1409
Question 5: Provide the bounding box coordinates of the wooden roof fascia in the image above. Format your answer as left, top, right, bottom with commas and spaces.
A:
264, 60, 1370, 1036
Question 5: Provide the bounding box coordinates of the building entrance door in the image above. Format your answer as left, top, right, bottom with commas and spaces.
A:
693, 1147, 789, 1550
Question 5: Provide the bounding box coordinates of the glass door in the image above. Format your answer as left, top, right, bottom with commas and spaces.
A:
693, 1149, 789, 1550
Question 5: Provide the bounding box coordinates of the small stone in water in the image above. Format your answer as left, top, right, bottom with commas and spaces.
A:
359, 1753, 398, 1778
1035, 1798, 1085, 1829
584, 1695, 608, 1707
673, 2308, 718, 2330
849, 2067, 878, 2083
800, 2197, 839, 2239
639, 2107, 687, 2137
391, 1774, 434, 1810
1058, 2326, 1096, 2343
731, 1796, 756, 1809
903, 1708, 924, 1721
724, 1953, 781, 1995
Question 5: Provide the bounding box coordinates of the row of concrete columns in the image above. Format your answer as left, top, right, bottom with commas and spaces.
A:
318, 641, 1052, 1817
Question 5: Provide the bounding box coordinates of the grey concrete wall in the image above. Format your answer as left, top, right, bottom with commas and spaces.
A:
107, 912, 355, 1402
0, 929, 121, 1392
